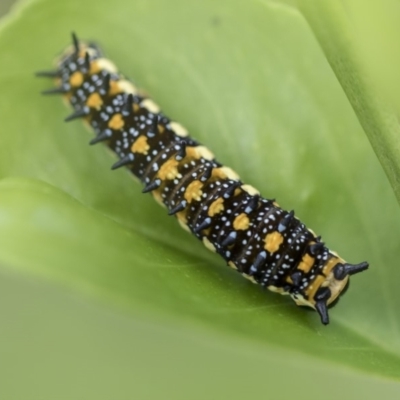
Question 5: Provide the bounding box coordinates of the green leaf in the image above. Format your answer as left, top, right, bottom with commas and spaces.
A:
1, 0, 400, 397
296, 0, 400, 205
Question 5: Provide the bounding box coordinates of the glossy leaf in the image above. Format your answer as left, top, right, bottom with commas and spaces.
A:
0, 0, 399, 397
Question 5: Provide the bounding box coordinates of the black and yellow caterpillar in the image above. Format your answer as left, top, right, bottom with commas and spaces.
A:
37, 34, 369, 325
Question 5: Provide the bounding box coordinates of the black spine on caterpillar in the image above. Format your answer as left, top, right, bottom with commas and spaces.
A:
37, 33, 369, 325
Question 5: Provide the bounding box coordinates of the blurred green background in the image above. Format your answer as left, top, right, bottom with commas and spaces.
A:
1, 0, 400, 399
0, 0, 13, 17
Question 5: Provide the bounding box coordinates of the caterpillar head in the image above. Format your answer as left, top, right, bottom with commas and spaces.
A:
57, 33, 101, 66
36, 33, 103, 90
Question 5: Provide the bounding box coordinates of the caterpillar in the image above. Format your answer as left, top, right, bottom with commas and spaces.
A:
37, 33, 369, 325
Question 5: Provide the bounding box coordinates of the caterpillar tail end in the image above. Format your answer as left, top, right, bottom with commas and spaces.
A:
314, 286, 331, 325
334, 261, 369, 280
315, 261, 369, 325
315, 301, 329, 325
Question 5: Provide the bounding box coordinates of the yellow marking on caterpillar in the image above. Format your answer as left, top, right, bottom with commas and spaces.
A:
176, 211, 190, 232
208, 198, 224, 217
267, 285, 285, 294
264, 231, 284, 253
170, 121, 188, 137
61, 89, 72, 102
69, 71, 83, 87
322, 255, 344, 275
304, 275, 326, 303
233, 213, 250, 230
79, 47, 97, 59
228, 261, 238, 270
86, 92, 103, 109
141, 99, 160, 113
158, 124, 165, 133
203, 237, 216, 252
177, 219, 190, 233
158, 158, 180, 180
297, 253, 315, 273
185, 147, 199, 159
90, 58, 118, 74
109, 80, 121, 96
152, 190, 165, 208
131, 135, 150, 154
108, 113, 124, 130
242, 273, 257, 284
202, 228, 211, 236
185, 146, 214, 161
184, 180, 203, 203
89, 62, 100, 74
241, 184, 260, 196
117, 79, 138, 95
330, 250, 340, 258
285, 275, 294, 285
308, 228, 317, 238
292, 293, 314, 308
212, 166, 239, 180
82, 120, 92, 131
195, 146, 215, 161
325, 273, 349, 306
